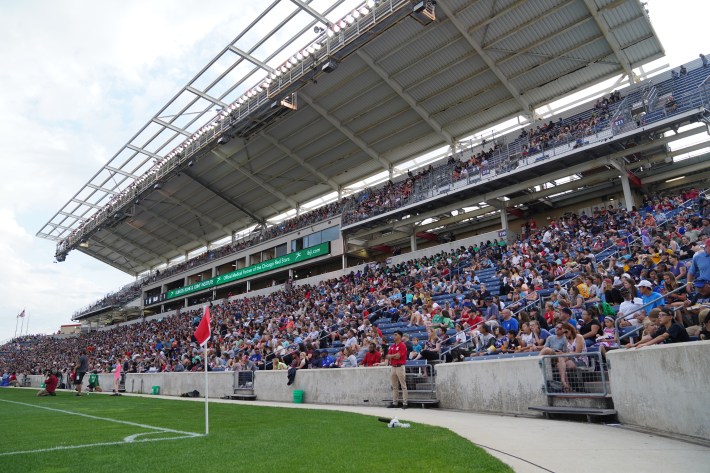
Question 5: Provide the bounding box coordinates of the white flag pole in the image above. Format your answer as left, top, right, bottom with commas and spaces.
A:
14, 315, 19, 340
19, 314, 25, 336
204, 341, 209, 435
25, 312, 30, 336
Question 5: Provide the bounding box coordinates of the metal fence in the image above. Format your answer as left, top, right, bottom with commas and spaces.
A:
235, 370, 254, 390
540, 351, 608, 397
388, 360, 437, 405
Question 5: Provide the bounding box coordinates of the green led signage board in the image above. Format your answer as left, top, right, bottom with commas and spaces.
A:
165, 241, 330, 300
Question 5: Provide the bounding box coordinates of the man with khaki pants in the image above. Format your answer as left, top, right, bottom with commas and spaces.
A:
386, 330, 408, 409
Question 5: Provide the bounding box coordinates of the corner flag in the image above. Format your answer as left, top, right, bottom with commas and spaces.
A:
194, 307, 211, 345
194, 306, 211, 435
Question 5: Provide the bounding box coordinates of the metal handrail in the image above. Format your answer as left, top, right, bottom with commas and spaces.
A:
613, 283, 689, 341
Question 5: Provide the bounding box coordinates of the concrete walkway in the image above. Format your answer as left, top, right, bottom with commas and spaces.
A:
133, 393, 710, 473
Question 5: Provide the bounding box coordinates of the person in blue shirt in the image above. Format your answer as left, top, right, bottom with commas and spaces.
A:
637, 280, 665, 314
688, 238, 710, 285
318, 351, 335, 368
500, 309, 519, 333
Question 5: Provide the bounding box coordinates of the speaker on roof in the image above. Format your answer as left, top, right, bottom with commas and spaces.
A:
411, 1, 436, 25
321, 59, 338, 73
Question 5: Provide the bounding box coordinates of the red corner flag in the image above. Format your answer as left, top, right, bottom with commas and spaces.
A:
194, 307, 211, 345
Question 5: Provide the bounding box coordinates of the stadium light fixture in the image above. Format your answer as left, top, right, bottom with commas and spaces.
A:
345, 15, 354, 24
366, 0, 375, 7
327, 28, 336, 36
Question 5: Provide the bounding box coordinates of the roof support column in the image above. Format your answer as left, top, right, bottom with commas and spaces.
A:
609, 158, 635, 211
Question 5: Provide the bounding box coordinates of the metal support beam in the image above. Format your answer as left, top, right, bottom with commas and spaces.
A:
156, 190, 233, 235
71, 198, 104, 210
583, 0, 637, 83
152, 118, 192, 137
299, 92, 391, 173
183, 170, 266, 225
105, 165, 139, 179
126, 144, 162, 160
86, 184, 117, 195
104, 227, 171, 262
227, 46, 276, 74
261, 131, 340, 193
437, 1, 532, 116
211, 148, 298, 208
356, 50, 455, 146
483, 0, 576, 50
186, 86, 228, 108
139, 207, 209, 246
289, 0, 330, 25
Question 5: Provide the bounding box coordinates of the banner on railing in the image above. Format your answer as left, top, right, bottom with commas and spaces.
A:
148, 242, 330, 302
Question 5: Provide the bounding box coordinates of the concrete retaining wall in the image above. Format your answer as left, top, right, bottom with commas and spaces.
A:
606, 341, 710, 440
253, 367, 393, 405
435, 357, 547, 415
124, 372, 235, 398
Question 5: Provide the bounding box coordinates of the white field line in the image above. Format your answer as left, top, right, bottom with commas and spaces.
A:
0, 398, 202, 457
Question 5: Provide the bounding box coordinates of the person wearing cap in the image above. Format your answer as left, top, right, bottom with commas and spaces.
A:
635, 310, 689, 347
557, 307, 577, 328
637, 280, 665, 315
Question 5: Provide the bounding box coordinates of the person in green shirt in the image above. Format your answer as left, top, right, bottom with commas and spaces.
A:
87, 371, 102, 392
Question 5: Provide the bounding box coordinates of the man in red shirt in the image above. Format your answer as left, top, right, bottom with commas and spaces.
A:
362, 342, 382, 367
386, 331, 408, 409
37, 371, 58, 397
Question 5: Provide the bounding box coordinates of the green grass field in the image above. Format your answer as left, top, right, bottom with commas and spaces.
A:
0, 388, 511, 473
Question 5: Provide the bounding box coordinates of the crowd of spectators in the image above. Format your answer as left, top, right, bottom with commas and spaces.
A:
5, 186, 708, 384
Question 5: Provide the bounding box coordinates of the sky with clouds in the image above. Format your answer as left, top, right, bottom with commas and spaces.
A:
0, 0, 707, 341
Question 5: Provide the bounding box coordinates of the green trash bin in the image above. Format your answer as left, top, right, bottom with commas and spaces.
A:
151, 386, 160, 395
293, 390, 304, 404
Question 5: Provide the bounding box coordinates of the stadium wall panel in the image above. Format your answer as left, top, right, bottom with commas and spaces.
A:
435, 357, 547, 416
606, 341, 710, 441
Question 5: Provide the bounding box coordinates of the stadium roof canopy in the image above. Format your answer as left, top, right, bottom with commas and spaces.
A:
37, 0, 665, 275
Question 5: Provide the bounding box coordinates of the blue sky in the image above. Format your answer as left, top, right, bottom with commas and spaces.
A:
0, 0, 707, 340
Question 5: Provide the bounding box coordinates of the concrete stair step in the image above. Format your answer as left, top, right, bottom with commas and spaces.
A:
551, 396, 614, 409
223, 394, 257, 401
529, 405, 617, 421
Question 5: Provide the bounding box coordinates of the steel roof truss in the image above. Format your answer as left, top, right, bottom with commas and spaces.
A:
139, 207, 209, 246
156, 189, 232, 235
211, 148, 298, 208
182, 170, 266, 225
583, 0, 637, 82
356, 50, 455, 146
438, 1, 532, 115
299, 93, 392, 173
260, 131, 340, 194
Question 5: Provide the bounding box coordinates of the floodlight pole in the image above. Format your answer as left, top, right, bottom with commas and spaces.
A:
204, 341, 209, 435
